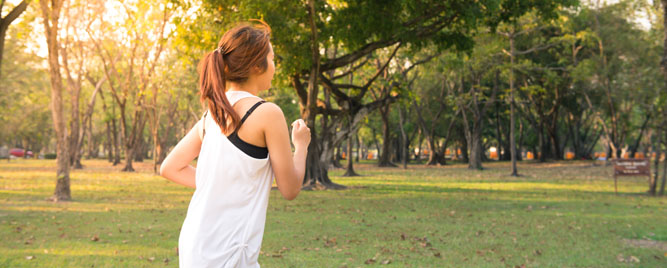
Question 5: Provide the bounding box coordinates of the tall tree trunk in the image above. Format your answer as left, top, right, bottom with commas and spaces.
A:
134, 135, 144, 162
378, 105, 396, 167
659, 130, 666, 195
650, 130, 662, 195
68, 82, 82, 169
662, 0, 667, 192
495, 100, 509, 161
303, 0, 323, 187
111, 108, 122, 166
343, 129, 359, 176
86, 112, 94, 159
332, 145, 343, 168
660, 152, 666, 195
630, 114, 651, 158
355, 133, 361, 163
99, 88, 114, 162
112, 105, 121, 165
398, 105, 408, 169
507, 45, 518, 175
538, 125, 547, 162
123, 146, 135, 172
300, 0, 344, 189
152, 126, 161, 173
40, 0, 70, 201
548, 128, 562, 160
655, 0, 667, 191
105, 120, 113, 162
415, 132, 422, 161
425, 136, 439, 165
122, 112, 146, 171
460, 132, 469, 162
517, 118, 524, 161
469, 123, 483, 170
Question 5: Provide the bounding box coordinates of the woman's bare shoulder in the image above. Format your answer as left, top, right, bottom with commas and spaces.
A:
257, 101, 284, 119
252, 101, 286, 130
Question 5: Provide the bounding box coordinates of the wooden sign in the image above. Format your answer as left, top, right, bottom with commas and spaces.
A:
612, 159, 651, 194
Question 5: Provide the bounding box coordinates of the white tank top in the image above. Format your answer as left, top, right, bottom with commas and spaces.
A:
179, 91, 274, 268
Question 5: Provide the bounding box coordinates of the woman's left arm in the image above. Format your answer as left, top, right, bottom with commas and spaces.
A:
159, 120, 203, 188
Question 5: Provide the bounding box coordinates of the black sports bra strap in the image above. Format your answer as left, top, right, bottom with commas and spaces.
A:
236, 101, 266, 131
202, 110, 208, 138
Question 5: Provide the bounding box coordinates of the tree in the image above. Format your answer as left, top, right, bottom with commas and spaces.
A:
410, 54, 460, 166
580, 2, 650, 160
39, 0, 69, 201
87, 0, 173, 171
658, 0, 666, 195
457, 56, 500, 170
0, 0, 28, 79
189, 0, 577, 186
0, 17, 51, 154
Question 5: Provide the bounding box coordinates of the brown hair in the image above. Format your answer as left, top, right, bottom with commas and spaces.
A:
199, 20, 272, 133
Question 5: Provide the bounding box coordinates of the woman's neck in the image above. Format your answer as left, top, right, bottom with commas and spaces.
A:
226, 82, 260, 96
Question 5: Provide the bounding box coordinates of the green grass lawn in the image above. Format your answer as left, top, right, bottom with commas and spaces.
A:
1, 159, 665, 267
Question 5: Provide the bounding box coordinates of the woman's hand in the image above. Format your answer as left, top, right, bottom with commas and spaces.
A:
290, 119, 311, 150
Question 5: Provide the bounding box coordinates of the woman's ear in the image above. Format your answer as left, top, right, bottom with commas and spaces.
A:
251, 65, 264, 74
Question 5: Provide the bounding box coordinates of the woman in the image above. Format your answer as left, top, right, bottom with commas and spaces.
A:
159, 21, 310, 267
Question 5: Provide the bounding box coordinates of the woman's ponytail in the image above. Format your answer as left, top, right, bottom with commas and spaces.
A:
198, 21, 271, 134
199, 49, 240, 134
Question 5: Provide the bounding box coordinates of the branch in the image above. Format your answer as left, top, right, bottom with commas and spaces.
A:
319, 74, 354, 102
401, 52, 441, 76
362, 43, 401, 90
330, 56, 370, 80
320, 39, 398, 71
1, 1, 28, 27
291, 74, 308, 105
513, 42, 558, 55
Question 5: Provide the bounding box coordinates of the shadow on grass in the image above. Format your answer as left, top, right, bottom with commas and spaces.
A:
357, 182, 656, 198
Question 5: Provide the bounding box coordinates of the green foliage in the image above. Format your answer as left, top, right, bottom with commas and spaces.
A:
0, 18, 52, 152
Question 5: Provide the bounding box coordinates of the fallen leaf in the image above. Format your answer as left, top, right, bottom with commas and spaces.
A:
628, 256, 640, 263
380, 259, 391, 264
25, 256, 34, 260
616, 253, 625, 262
91, 235, 99, 242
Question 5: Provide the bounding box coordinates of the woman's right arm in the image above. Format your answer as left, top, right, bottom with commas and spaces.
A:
159, 119, 203, 188
263, 103, 310, 200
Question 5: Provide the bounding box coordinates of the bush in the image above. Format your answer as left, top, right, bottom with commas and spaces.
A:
44, 153, 57, 159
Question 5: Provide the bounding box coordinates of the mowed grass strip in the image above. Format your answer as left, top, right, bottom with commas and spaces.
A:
0, 159, 665, 267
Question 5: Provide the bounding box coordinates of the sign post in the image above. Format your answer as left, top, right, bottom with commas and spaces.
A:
612, 159, 651, 195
